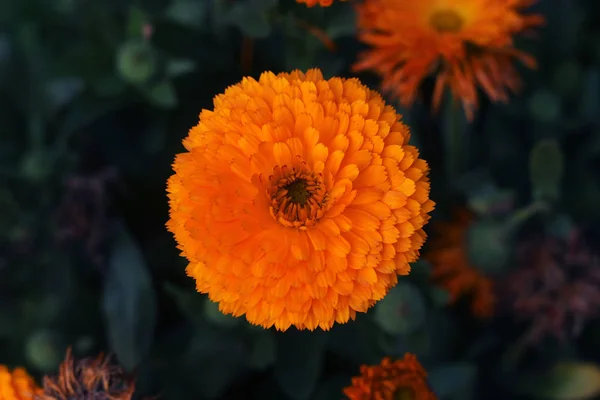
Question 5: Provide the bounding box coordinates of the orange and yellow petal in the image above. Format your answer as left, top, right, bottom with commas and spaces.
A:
167, 69, 435, 331
343, 354, 437, 400
0, 366, 42, 400
427, 210, 495, 318
353, 0, 544, 119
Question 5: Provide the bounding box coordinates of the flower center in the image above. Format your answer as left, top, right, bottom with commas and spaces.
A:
394, 387, 415, 400
267, 165, 328, 229
429, 9, 464, 33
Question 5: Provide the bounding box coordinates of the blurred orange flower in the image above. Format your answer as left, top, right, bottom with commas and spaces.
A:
343, 354, 437, 400
296, 0, 344, 7
39, 348, 135, 400
167, 69, 434, 331
0, 366, 42, 400
427, 210, 495, 318
353, 0, 544, 119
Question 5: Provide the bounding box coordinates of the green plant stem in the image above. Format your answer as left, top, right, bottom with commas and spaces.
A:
502, 201, 549, 236
444, 97, 462, 182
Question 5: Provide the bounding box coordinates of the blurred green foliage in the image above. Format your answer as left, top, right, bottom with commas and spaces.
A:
2, 0, 600, 399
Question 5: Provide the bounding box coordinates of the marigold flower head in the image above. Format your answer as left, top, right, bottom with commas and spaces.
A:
167, 69, 435, 331
427, 210, 495, 318
0, 366, 42, 400
38, 348, 135, 400
343, 354, 437, 400
506, 228, 600, 344
353, 0, 544, 120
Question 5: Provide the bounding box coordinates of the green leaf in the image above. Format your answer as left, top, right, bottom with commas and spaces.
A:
514, 362, 600, 400
102, 222, 157, 371
326, 3, 356, 38
163, 282, 204, 326
428, 363, 477, 400
247, 331, 276, 370
529, 139, 565, 202
166, 59, 196, 78
373, 281, 426, 335
165, 0, 208, 28
144, 81, 178, 109
203, 298, 240, 329
274, 329, 327, 400
127, 6, 148, 39
465, 219, 511, 275
116, 41, 157, 85
45, 76, 84, 113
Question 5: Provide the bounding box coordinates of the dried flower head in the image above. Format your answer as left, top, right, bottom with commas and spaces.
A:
38, 348, 135, 400
506, 228, 600, 344
353, 0, 544, 120
167, 69, 435, 331
0, 365, 43, 399
427, 210, 495, 318
343, 354, 437, 400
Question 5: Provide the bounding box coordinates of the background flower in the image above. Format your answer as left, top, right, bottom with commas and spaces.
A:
343, 354, 437, 400
353, 0, 544, 119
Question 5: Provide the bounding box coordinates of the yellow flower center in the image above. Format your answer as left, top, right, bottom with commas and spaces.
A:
429, 9, 464, 33
268, 165, 328, 229
394, 387, 415, 400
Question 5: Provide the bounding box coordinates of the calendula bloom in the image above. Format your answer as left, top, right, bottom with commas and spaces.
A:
343, 354, 437, 400
39, 348, 135, 400
0, 366, 42, 399
354, 0, 544, 119
167, 69, 434, 331
427, 210, 495, 318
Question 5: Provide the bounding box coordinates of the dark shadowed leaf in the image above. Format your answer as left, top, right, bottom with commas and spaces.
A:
247, 330, 276, 370
274, 329, 327, 400
529, 139, 564, 202
373, 281, 426, 335
102, 221, 157, 371
166, 59, 196, 78
428, 363, 477, 400
313, 375, 352, 400
144, 81, 178, 108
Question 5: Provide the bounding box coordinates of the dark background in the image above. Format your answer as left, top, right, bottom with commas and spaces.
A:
1, 0, 600, 399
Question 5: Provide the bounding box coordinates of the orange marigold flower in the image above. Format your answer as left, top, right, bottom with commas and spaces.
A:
343, 354, 437, 400
353, 0, 544, 120
427, 210, 495, 318
167, 69, 435, 331
0, 366, 42, 400
38, 348, 135, 400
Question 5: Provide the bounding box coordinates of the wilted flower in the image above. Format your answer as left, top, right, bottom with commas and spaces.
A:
343, 354, 437, 400
427, 210, 496, 318
505, 228, 600, 344
0, 365, 43, 399
167, 69, 434, 331
38, 348, 135, 400
353, 0, 544, 119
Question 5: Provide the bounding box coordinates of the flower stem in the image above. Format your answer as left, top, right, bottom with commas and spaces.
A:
444, 96, 463, 182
